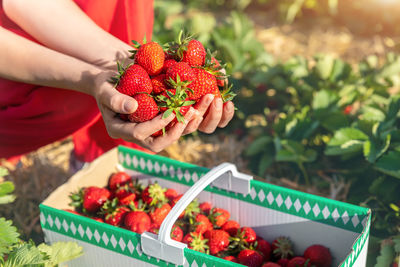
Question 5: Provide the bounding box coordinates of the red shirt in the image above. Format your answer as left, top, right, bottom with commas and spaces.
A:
0, 0, 154, 161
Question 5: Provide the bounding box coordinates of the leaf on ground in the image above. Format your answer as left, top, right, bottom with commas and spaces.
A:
38, 241, 83, 266
4, 243, 48, 267
375, 151, 400, 179
0, 218, 20, 257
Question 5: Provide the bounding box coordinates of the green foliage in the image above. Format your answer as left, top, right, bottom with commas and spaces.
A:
0, 167, 83, 266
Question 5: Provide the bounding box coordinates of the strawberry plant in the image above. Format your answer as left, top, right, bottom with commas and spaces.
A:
0, 167, 83, 266
244, 53, 400, 265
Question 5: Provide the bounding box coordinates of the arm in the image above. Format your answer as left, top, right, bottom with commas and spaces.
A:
0, 26, 197, 152
2, 0, 234, 137
2, 0, 132, 69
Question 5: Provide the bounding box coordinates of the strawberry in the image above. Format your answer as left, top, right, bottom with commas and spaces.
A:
132, 41, 165, 76
63, 209, 82, 216
112, 63, 153, 96
237, 249, 264, 267
287, 257, 310, 267
162, 59, 178, 73
166, 62, 196, 84
128, 94, 159, 123
165, 188, 178, 201
166, 32, 206, 67
262, 263, 281, 267
149, 222, 159, 234
171, 225, 184, 242
142, 182, 167, 206
151, 74, 168, 95
208, 230, 230, 255
238, 227, 257, 244
102, 200, 129, 226
223, 256, 239, 263
211, 57, 225, 87
181, 39, 206, 67
209, 208, 230, 227
256, 238, 272, 261
183, 232, 209, 253
108, 172, 131, 191
188, 68, 220, 100
149, 203, 171, 227
92, 217, 104, 223
69, 186, 111, 214
277, 259, 289, 267
221, 220, 240, 236
118, 192, 136, 206
303, 244, 332, 267
124, 211, 151, 234
192, 214, 213, 234
343, 105, 353, 115
199, 202, 212, 215
272, 237, 294, 259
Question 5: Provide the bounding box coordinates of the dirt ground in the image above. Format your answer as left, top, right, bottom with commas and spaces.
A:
1, 14, 399, 243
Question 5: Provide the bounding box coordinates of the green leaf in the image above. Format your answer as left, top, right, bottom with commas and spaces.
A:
0, 168, 8, 178
329, 59, 351, 82
275, 140, 317, 163
312, 90, 338, 110
318, 111, 349, 131
4, 243, 48, 267
0, 195, 16, 205
361, 106, 386, 122
258, 153, 274, 177
363, 134, 391, 163
325, 128, 369, 155
315, 54, 335, 80
0, 181, 15, 204
245, 136, 272, 156
0, 218, 20, 257
374, 240, 395, 267
393, 236, 400, 252
38, 242, 83, 266
375, 151, 400, 179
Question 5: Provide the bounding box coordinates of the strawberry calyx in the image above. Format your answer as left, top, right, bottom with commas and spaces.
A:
129, 199, 148, 212
272, 236, 294, 259
143, 182, 167, 207
220, 83, 236, 103
156, 76, 195, 123
202, 50, 227, 78
109, 62, 133, 86
165, 30, 194, 61
69, 188, 84, 211
187, 232, 209, 253
183, 198, 201, 219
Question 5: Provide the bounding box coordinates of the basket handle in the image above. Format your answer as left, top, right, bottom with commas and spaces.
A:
141, 163, 252, 265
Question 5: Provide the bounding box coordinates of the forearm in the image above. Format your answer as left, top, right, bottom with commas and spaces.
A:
2, 0, 132, 69
0, 26, 106, 96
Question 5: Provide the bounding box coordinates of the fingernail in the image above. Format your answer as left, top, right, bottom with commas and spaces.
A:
124, 100, 136, 113
206, 94, 215, 105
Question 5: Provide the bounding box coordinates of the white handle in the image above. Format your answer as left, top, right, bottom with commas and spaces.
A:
141, 163, 252, 265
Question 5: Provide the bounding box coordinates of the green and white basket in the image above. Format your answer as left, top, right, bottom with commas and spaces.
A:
40, 146, 371, 267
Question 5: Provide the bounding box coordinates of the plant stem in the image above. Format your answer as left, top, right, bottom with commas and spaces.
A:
298, 162, 310, 187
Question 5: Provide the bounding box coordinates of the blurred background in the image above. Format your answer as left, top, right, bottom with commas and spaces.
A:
1, 0, 400, 265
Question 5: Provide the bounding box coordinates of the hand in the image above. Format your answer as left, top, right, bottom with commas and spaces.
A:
182, 94, 235, 135
93, 76, 197, 153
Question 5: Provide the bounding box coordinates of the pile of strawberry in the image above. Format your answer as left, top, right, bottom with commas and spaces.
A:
111, 32, 235, 136
68, 171, 332, 267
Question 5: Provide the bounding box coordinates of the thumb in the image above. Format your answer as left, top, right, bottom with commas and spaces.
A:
102, 88, 138, 114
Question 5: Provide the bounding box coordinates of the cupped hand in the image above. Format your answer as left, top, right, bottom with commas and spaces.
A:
93, 80, 197, 153
182, 94, 235, 135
